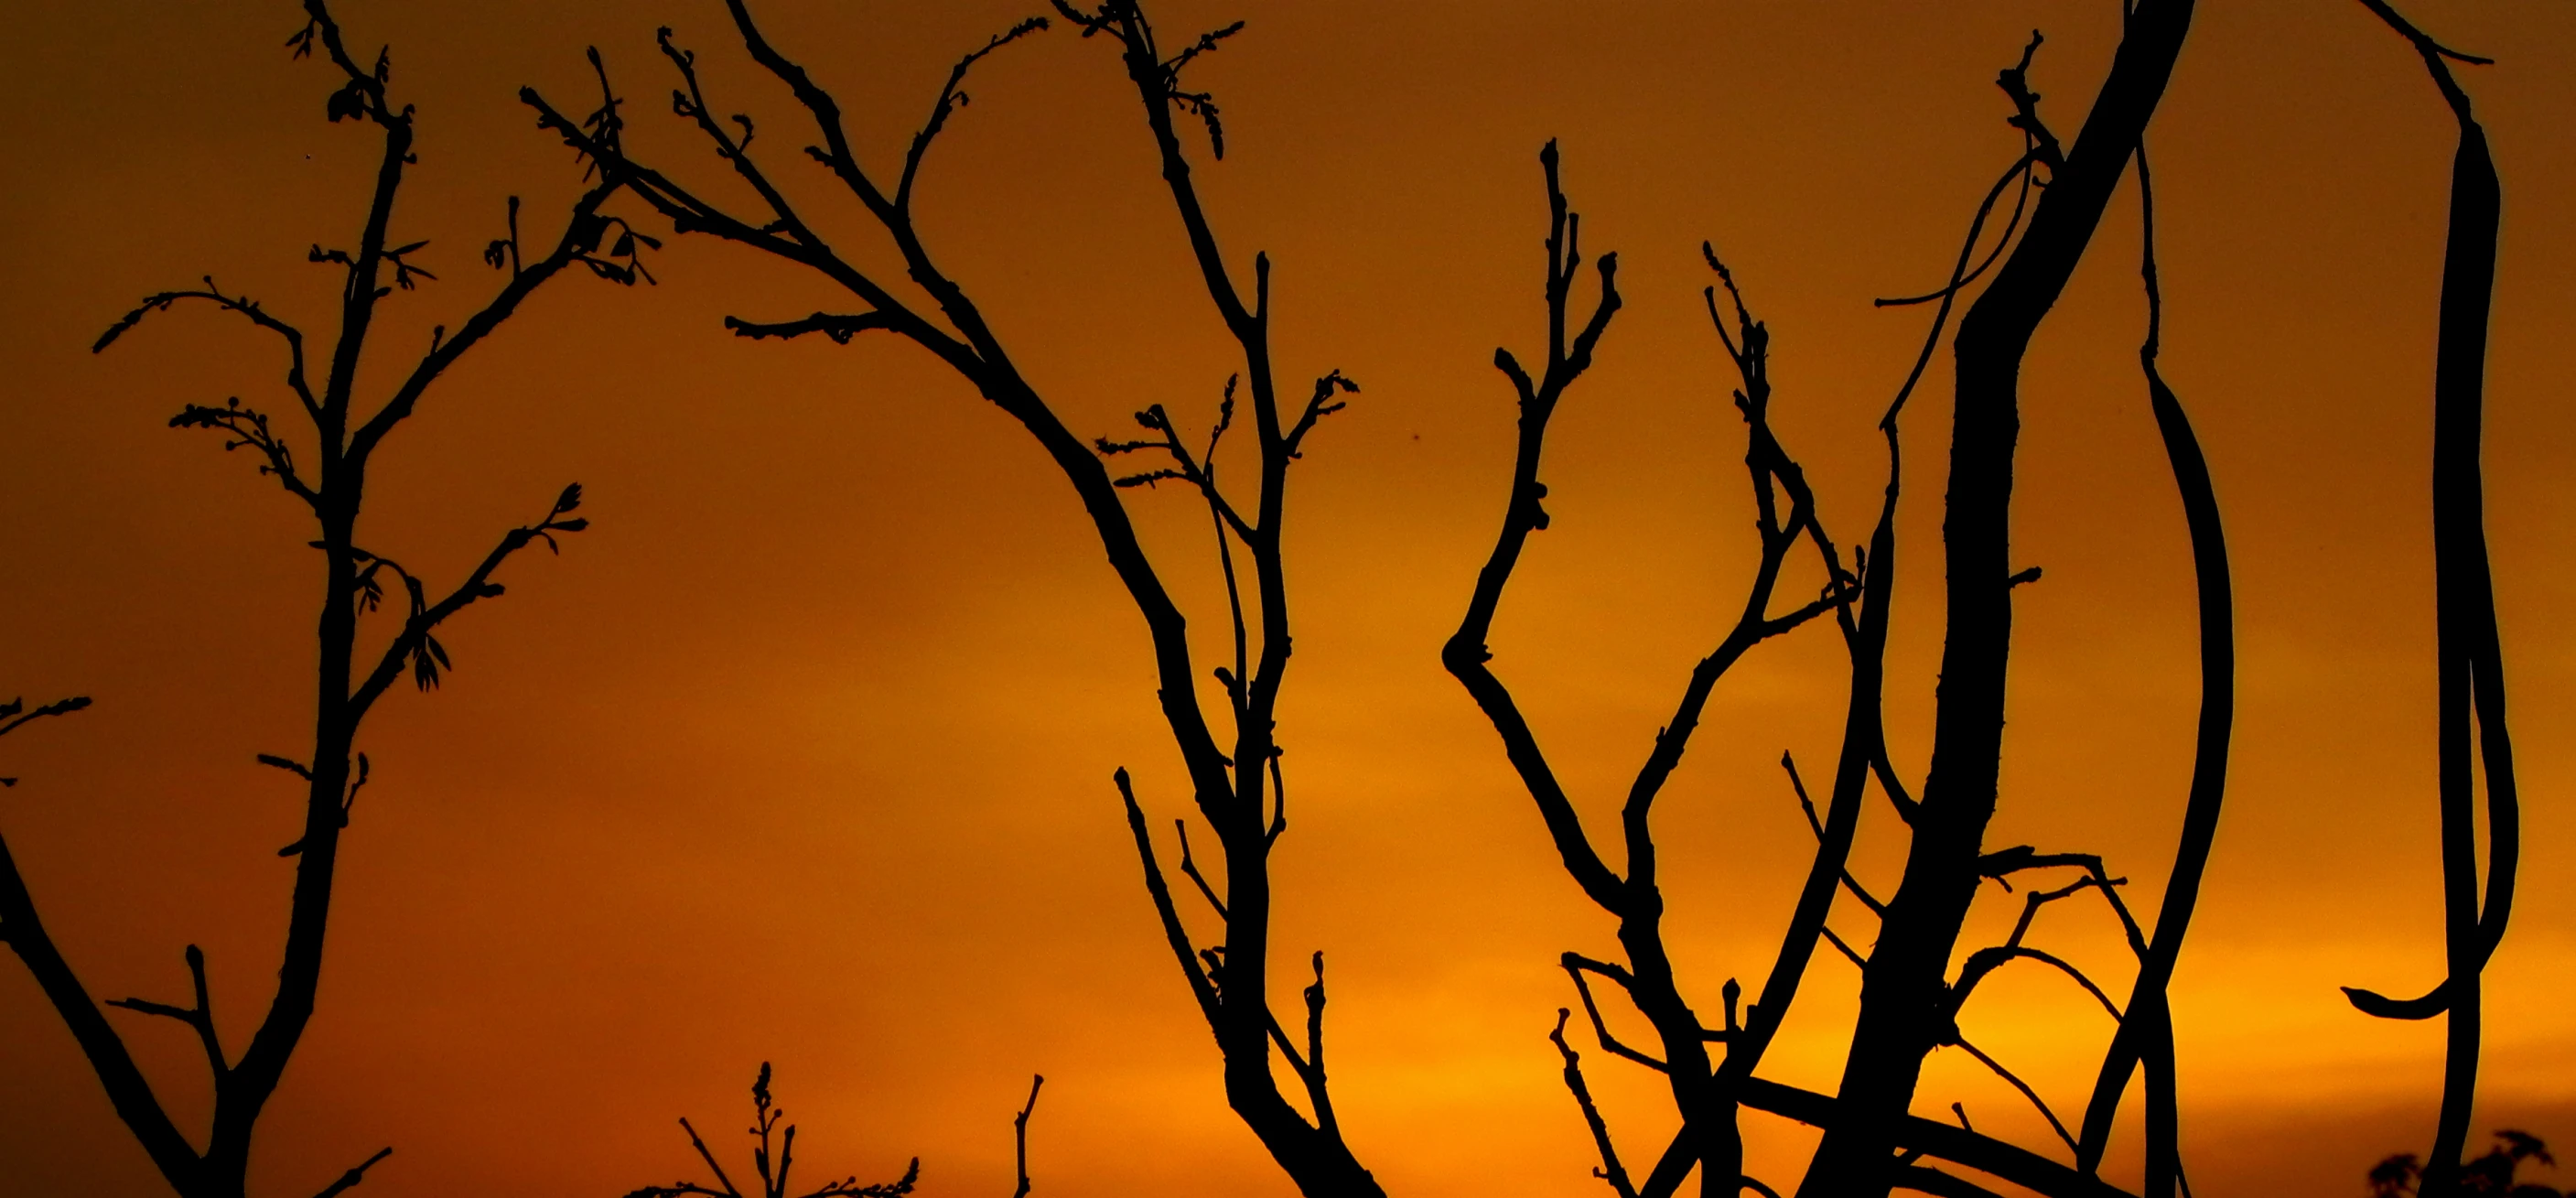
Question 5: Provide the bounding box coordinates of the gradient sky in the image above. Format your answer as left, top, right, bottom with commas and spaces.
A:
5, 3, 2574, 1196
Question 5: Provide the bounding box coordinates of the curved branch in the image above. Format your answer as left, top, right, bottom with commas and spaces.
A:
1562, 952, 1667, 1074
2075, 144, 2234, 1194
724, 312, 898, 345
1951, 1036, 2077, 1157
1733, 1075, 2140, 1198
95, 287, 321, 421
899, 17, 1052, 213
1950, 945, 2124, 1024
345, 180, 628, 468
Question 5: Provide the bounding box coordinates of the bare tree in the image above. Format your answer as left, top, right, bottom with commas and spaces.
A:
490, 3, 2528, 1198
519, 2, 2226, 1195
2373, 1130, 2565, 1198
1446, 4, 2244, 1197
521, 1, 1377, 1193
1450, 136, 2162, 1198
0, 4, 639, 1195
1449, 1, 2534, 1195
2335, 5, 2523, 1197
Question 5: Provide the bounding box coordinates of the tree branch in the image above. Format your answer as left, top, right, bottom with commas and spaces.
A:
344, 178, 633, 469
94, 286, 322, 422
344, 486, 586, 718
899, 17, 1052, 214
104, 944, 229, 1082
1561, 953, 1666, 1074
0, 830, 199, 1185
1951, 1036, 2077, 1157
310, 1146, 393, 1198
1550, 1009, 1641, 1198
1444, 141, 1626, 913
724, 313, 899, 345
1116, 770, 1220, 1026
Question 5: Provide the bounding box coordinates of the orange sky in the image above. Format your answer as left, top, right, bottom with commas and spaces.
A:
4, 3, 2574, 1196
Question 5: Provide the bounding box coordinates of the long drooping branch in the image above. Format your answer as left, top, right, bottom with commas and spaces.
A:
2333, 5, 2513, 1194
526, 4, 1375, 1193
2068, 142, 2236, 1198
1803, 6, 2193, 1193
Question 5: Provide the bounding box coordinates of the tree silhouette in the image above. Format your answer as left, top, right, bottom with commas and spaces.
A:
2374, 1131, 2566, 1198
0, 4, 638, 1195
473, 3, 2538, 1197
521, 2, 1379, 1193
1442, 1, 2541, 1194
1447, 3, 2226, 1193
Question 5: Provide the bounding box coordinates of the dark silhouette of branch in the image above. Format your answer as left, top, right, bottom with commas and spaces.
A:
103, 944, 230, 1081
1449, 141, 1893, 1194
1299, 952, 1339, 1133
1973, 851, 2146, 957
2333, 5, 2514, 1195
1552, 1009, 1643, 1198
3, 6, 620, 1196
1011, 1075, 1043, 1198
1731, 1076, 2139, 1198
901, 18, 1053, 213
165, 394, 320, 506
1457, 72, 2186, 1198
1894, 1164, 2009, 1198
1949, 1036, 2077, 1155
0, 696, 91, 766
1948, 945, 2123, 1025
1449, 125, 2211, 1198
624, 1064, 922, 1198
1174, 819, 1228, 918
1443, 140, 1628, 907
0, 698, 205, 1183
724, 313, 899, 345
1561, 953, 1667, 1074
1784, 751, 1886, 917
1806, 5, 2194, 1192
2072, 139, 2235, 1198
310, 1147, 393, 1198
1116, 770, 1219, 1025
1873, 160, 2037, 312
1592, 27, 2223, 1193
96, 285, 322, 424
1818, 925, 1870, 971
527, 3, 1383, 1190
347, 484, 590, 717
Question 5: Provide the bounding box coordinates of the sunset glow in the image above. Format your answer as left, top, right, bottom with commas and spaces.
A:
4, 4, 2572, 1197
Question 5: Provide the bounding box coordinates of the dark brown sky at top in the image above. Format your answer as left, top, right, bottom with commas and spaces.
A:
3, 3, 2573, 1196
